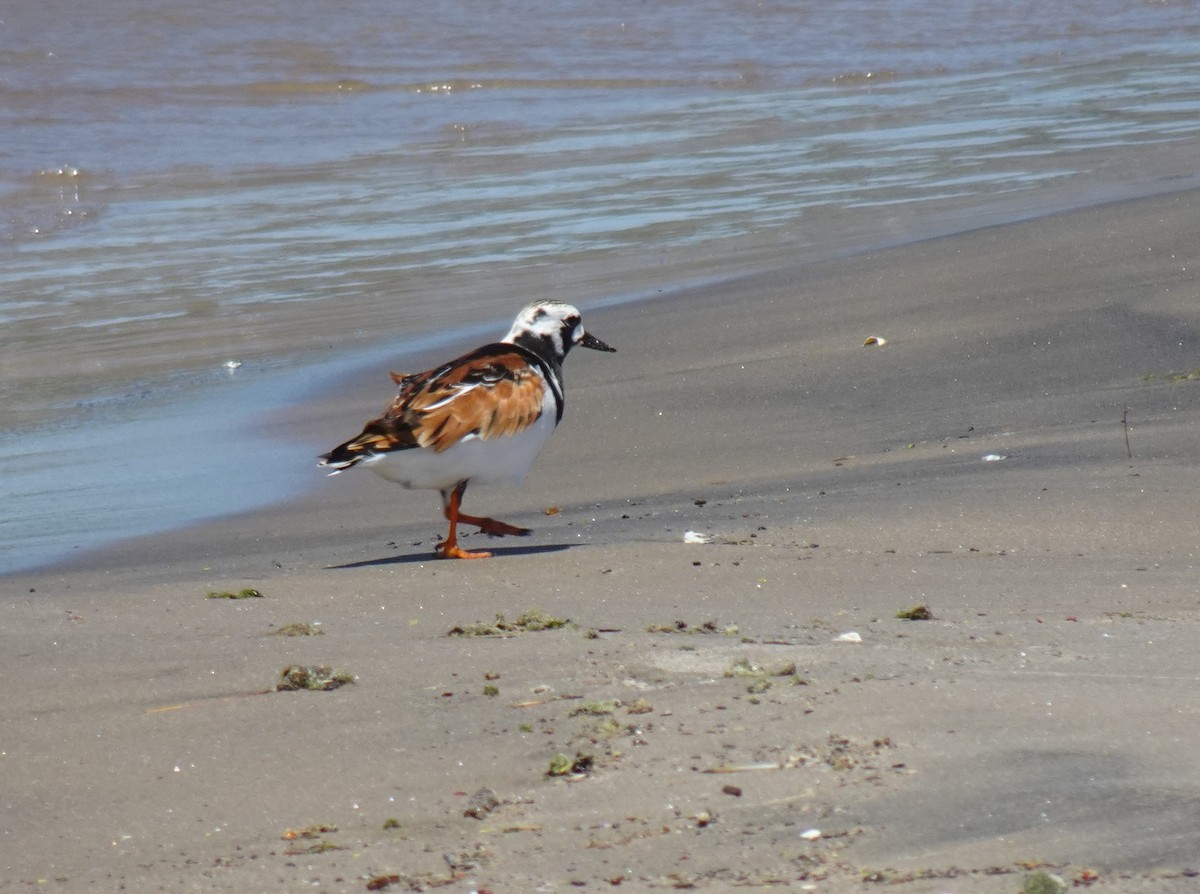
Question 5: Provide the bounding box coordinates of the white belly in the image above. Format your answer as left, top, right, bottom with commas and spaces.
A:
363, 409, 557, 492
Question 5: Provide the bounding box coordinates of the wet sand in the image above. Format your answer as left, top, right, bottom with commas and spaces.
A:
4, 189, 1200, 892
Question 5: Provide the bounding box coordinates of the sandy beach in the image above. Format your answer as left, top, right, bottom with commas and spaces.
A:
4, 188, 1200, 892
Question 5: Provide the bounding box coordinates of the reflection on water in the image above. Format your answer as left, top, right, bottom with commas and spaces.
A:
2, 0, 1199, 573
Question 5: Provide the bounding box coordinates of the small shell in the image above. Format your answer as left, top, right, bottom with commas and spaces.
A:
862, 335, 888, 347
833, 631, 863, 644
800, 828, 822, 841
982, 453, 1007, 462
683, 530, 715, 544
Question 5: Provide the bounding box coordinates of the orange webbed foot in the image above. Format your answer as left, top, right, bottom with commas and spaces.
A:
436, 542, 493, 560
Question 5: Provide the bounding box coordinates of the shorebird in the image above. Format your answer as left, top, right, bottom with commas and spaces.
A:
319, 301, 615, 559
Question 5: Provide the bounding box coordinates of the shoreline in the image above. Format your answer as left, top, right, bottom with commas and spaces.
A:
7, 175, 1200, 580
5, 187, 1200, 891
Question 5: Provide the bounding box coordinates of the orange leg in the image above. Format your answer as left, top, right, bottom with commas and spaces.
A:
436, 482, 530, 559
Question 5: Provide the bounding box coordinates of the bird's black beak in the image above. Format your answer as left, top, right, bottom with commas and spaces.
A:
580, 332, 616, 352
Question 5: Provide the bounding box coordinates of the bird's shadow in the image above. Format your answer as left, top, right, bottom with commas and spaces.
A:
327, 542, 572, 569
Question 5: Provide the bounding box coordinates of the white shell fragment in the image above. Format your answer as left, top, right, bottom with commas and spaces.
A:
800, 828, 822, 841
982, 453, 1007, 462
702, 761, 782, 773
862, 335, 888, 347
834, 631, 863, 644
683, 530, 715, 544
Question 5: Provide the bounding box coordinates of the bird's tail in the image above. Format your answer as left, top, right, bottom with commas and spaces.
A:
320, 418, 409, 474
317, 441, 369, 475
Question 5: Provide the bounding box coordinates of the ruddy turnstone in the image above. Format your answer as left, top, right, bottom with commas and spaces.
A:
319, 301, 615, 559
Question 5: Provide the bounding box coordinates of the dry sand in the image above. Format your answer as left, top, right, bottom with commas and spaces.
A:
4, 189, 1200, 892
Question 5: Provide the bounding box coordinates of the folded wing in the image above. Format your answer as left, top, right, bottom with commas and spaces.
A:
319, 345, 546, 472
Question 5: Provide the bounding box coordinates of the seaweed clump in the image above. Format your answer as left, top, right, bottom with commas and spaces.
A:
207, 588, 263, 600
896, 604, 934, 620
448, 609, 570, 637
272, 622, 324, 636
1021, 872, 1066, 894
646, 619, 738, 635
276, 665, 355, 691
547, 752, 594, 777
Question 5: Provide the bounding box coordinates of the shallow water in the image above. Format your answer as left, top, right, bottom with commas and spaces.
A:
2, 0, 1200, 574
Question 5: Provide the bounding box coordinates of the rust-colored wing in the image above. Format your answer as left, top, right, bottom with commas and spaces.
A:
319, 344, 546, 470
